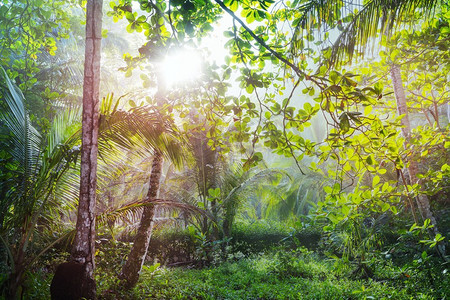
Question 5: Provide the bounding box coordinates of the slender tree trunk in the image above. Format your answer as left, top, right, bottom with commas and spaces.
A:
119, 64, 170, 288
7, 258, 24, 299
390, 64, 446, 258
222, 217, 231, 238
68, 0, 103, 298
119, 152, 163, 288
7, 221, 29, 299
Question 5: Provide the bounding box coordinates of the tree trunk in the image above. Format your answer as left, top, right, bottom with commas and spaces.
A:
390, 64, 446, 258
6, 222, 29, 299
7, 261, 24, 300
66, 0, 103, 298
119, 152, 163, 288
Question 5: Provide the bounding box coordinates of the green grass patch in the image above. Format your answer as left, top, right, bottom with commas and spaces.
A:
98, 249, 445, 299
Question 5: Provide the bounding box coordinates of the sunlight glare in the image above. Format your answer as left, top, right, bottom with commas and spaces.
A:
162, 50, 202, 87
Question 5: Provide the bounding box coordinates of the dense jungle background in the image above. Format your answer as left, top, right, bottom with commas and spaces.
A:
0, 0, 449, 299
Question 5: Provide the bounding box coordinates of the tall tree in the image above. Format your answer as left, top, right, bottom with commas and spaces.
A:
119, 150, 163, 288
390, 64, 446, 258
119, 71, 178, 288
67, 0, 103, 298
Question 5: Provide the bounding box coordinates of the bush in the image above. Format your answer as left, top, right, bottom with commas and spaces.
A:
142, 221, 321, 266
145, 228, 196, 266
230, 221, 321, 255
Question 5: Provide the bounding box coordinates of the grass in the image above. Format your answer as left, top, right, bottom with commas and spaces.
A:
96, 248, 446, 299
21, 229, 449, 300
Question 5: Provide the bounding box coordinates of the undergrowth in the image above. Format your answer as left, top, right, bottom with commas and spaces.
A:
96, 247, 448, 299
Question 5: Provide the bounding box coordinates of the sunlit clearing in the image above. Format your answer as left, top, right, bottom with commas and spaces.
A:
162, 50, 202, 87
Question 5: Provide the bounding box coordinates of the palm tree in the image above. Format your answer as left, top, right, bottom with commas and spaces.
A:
389, 64, 446, 258
188, 121, 221, 237
97, 95, 186, 288
259, 170, 325, 222
0, 68, 81, 299
0, 70, 185, 298
220, 165, 291, 237
118, 151, 164, 288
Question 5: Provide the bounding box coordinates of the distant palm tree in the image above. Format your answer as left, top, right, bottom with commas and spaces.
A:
261, 170, 325, 222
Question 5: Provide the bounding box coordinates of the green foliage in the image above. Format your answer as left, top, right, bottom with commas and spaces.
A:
0, 0, 75, 89
409, 219, 446, 248
309, 6, 450, 266
109, 0, 221, 78
91, 248, 445, 299
145, 228, 197, 265
96, 239, 133, 276
395, 251, 450, 297
255, 169, 325, 222
0, 67, 81, 297
1, 0, 449, 297
21, 269, 52, 300
231, 221, 321, 254
21, 244, 450, 299
131, 221, 321, 267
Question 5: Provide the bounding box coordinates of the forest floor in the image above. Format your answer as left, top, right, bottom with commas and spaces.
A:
91, 248, 447, 300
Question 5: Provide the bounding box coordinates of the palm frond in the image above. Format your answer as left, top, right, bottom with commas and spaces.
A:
36, 106, 82, 229
222, 167, 288, 206
261, 185, 286, 219
290, 0, 439, 66
329, 0, 439, 65
96, 197, 207, 227
0, 67, 42, 220
188, 128, 221, 196
291, 0, 345, 48
0, 68, 85, 265
0, 67, 41, 174
98, 94, 186, 168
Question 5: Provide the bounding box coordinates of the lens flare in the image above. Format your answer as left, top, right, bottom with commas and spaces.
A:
161, 50, 202, 87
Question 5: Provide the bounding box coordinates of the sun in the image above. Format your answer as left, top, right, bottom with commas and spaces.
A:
161, 49, 203, 87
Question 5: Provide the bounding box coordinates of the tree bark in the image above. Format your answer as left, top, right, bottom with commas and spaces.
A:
68, 0, 103, 298
119, 152, 163, 288
390, 64, 446, 258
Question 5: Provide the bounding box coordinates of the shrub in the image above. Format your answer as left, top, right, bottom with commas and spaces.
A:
230, 221, 321, 254
141, 221, 322, 266
145, 228, 196, 266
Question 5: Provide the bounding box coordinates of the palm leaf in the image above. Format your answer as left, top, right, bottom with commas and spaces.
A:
0, 68, 85, 272
290, 0, 439, 66
0, 67, 41, 172
222, 167, 288, 207
35, 107, 82, 229
96, 197, 208, 227
98, 94, 186, 168
0, 67, 42, 221
330, 0, 439, 65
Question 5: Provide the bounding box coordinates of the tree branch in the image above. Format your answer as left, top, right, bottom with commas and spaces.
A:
214, 0, 324, 88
